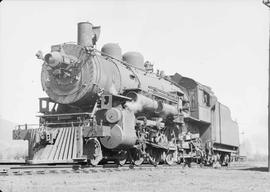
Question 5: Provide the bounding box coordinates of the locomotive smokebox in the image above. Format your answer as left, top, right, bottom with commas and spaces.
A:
77, 22, 93, 46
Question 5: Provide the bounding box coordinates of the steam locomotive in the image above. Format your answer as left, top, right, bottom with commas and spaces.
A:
13, 22, 239, 166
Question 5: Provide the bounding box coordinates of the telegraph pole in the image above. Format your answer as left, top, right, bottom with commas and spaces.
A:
263, 0, 270, 172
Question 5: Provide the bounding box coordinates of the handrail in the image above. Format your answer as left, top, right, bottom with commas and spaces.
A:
15, 120, 88, 130
36, 112, 93, 117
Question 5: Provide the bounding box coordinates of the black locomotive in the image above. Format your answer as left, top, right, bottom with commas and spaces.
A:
13, 22, 239, 167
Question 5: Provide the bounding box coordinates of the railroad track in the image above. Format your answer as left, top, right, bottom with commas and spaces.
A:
0, 162, 193, 176
0, 162, 243, 176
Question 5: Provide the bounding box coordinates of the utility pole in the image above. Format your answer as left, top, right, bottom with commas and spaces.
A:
263, 0, 270, 172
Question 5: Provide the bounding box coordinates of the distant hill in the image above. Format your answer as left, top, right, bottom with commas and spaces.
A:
0, 117, 27, 160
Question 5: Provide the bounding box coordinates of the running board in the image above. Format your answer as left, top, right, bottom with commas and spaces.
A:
146, 142, 177, 151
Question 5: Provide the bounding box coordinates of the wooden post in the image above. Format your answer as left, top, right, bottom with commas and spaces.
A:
263, 0, 270, 172
268, 13, 270, 172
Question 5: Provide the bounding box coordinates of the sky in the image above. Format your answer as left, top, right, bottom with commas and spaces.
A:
0, 0, 269, 155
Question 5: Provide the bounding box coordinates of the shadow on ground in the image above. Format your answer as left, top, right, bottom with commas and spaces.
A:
238, 167, 269, 172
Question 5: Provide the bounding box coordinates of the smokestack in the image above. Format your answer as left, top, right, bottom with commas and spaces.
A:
77, 22, 93, 47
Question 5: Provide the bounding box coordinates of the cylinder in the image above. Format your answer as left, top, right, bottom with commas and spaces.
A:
77, 22, 93, 46
100, 109, 137, 149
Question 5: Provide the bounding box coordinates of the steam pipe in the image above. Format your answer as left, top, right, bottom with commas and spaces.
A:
126, 92, 179, 115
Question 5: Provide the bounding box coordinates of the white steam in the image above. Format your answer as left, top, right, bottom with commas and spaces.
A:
109, 83, 118, 95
